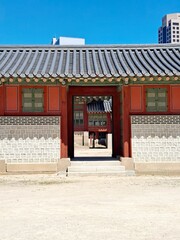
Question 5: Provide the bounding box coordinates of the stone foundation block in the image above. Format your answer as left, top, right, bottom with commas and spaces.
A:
7, 163, 57, 173
0, 160, 6, 173
120, 157, 135, 170
135, 162, 180, 175
57, 158, 71, 173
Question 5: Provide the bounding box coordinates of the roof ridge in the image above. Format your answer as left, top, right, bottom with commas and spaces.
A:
0, 43, 179, 50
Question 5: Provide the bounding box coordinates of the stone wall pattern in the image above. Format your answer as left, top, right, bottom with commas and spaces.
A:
0, 117, 60, 163
131, 115, 180, 162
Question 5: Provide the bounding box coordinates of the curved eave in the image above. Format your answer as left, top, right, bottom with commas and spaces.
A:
0, 44, 179, 81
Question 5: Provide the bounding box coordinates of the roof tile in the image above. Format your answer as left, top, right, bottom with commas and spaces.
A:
0, 44, 179, 78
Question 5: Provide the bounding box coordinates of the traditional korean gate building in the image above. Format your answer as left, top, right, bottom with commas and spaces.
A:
0, 44, 180, 174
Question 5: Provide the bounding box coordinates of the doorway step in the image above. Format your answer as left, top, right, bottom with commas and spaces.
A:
67, 159, 135, 176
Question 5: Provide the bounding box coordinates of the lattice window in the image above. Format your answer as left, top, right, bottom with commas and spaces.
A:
88, 114, 107, 126
74, 111, 84, 126
22, 88, 44, 112
146, 88, 167, 112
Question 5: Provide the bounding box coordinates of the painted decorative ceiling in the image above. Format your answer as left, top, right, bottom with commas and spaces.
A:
0, 44, 179, 79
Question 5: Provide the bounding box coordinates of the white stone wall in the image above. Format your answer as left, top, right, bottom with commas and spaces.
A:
131, 115, 180, 162
0, 117, 60, 163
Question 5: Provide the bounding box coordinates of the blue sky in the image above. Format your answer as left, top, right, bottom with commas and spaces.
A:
0, 0, 180, 45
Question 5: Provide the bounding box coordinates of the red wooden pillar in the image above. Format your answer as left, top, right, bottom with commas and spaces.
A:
83, 101, 88, 131
67, 90, 73, 157
60, 85, 68, 158
0, 85, 5, 115
113, 91, 121, 157
122, 85, 131, 157
107, 113, 111, 132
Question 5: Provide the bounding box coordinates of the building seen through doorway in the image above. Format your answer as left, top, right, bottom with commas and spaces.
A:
73, 96, 112, 156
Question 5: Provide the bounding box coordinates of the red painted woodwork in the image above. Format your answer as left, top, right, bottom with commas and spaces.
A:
83, 103, 88, 131
74, 106, 112, 133
60, 86, 68, 158
170, 86, 180, 112
130, 86, 143, 112
112, 90, 121, 157
122, 86, 131, 158
0, 85, 4, 115
88, 127, 108, 132
3, 83, 179, 160
3, 85, 60, 116
68, 89, 74, 157
5, 86, 19, 112
68, 86, 121, 158
47, 86, 60, 112
17, 86, 48, 115
107, 113, 111, 131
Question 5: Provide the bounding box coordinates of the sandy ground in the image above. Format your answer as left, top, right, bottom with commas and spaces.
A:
74, 145, 112, 157
0, 175, 180, 240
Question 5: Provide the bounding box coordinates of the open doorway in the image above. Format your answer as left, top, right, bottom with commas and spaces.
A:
73, 95, 113, 157
67, 86, 121, 159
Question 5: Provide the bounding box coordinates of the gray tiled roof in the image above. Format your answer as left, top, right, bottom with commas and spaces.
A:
87, 99, 112, 113
0, 44, 179, 78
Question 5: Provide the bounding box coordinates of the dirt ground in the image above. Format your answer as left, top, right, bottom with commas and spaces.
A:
0, 174, 180, 240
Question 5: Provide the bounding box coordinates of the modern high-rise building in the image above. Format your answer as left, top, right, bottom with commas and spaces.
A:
158, 13, 180, 43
